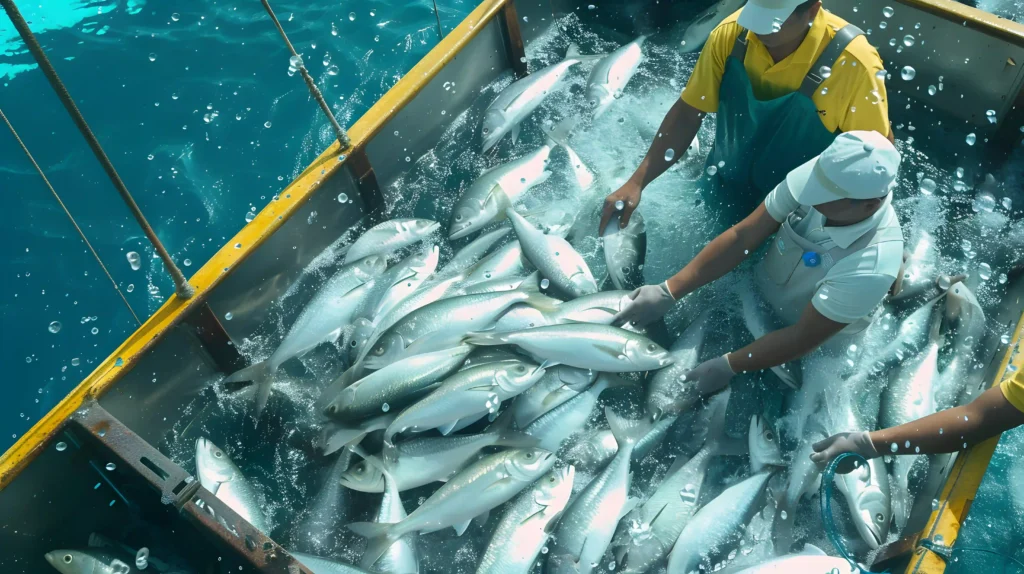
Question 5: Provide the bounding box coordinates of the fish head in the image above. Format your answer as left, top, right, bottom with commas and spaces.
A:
571, 430, 618, 469
323, 385, 358, 419
495, 361, 547, 393
586, 83, 616, 118
346, 318, 375, 363
404, 219, 441, 240
646, 366, 694, 420
840, 462, 892, 548
339, 459, 385, 492
533, 465, 575, 511
505, 448, 556, 481
556, 365, 599, 392
352, 254, 389, 278
481, 109, 510, 152
944, 281, 984, 340
363, 333, 405, 370
748, 415, 784, 473
625, 337, 673, 369
413, 245, 442, 275
44, 550, 121, 574
449, 198, 494, 241
195, 437, 236, 486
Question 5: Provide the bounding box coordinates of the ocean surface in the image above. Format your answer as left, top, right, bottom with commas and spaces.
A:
0, 0, 473, 447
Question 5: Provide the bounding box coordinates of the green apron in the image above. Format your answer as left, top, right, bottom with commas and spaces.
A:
704, 24, 865, 223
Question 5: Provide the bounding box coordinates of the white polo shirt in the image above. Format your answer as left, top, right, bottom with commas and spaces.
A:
764, 181, 904, 324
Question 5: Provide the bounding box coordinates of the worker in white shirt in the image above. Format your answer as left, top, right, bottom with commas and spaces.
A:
613, 130, 904, 396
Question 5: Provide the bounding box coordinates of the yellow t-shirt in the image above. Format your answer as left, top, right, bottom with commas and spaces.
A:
1000, 370, 1024, 413
681, 8, 890, 136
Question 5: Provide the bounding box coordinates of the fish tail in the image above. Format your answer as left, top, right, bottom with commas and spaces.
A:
605, 407, 652, 452
545, 116, 578, 149
564, 43, 604, 64
347, 522, 398, 564
224, 361, 275, 420
704, 389, 732, 455
771, 501, 797, 554
464, 331, 511, 347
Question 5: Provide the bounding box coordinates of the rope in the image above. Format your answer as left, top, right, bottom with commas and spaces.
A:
819, 452, 887, 574
1, 0, 194, 300
259, 0, 351, 148
431, 0, 444, 38
0, 107, 142, 326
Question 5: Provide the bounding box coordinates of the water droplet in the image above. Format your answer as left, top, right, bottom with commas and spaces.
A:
883, 6, 895, 17
136, 548, 149, 570
224, 312, 233, 321
1002, 333, 1012, 345
903, 34, 915, 46
962, 239, 973, 253
780, 510, 788, 520
819, 65, 832, 79
171, 12, 180, 21
771, 17, 783, 33
587, 4, 596, 9
880, 21, 888, 29
348, 12, 356, 21
986, 109, 997, 124
264, 121, 272, 128
891, 442, 899, 452
48, 321, 62, 334
91, 327, 99, 335
541, 547, 549, 555
927, 85, 937, 96
999, 273, 1008, 284
126, 252, 141, 270
664, 148, 675, 162
71, 358, 81, 366
105, 462, 116, 471
706, 165, 718, 176
919, 178, 936, 195
820, 87, 828, 95
148, 53, 157, 62
540, 278, 550, 290
875, 69, 887, 80
900, 66, 916, 81
1001, 197, 1012, 211
979, 263, 992, 280
973, 190, 996, 213
613, 200, 625, 211
327, 64, 340, 76
956, 167, 965, 179
381, 402, 390, 412
965, 133, 976, 146
338, 193, 349, 203
934, 534, 945, 545
56, 441, 67, 452
405, 156, 411, 162
932, 498, 940, 510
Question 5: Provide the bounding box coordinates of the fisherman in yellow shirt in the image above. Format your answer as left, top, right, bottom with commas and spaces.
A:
812, 371, 1024, 466
599, 0, 892, 234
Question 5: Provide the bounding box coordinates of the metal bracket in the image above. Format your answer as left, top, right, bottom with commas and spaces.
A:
919, 537, 955, 563
185, 302, 248, 373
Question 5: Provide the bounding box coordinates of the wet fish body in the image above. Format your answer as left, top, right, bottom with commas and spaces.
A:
587, 37, 646, 118
727, 544, 861, 573
291, 552, 374, 574
293, 450, 356, 554
371, 246, 441, 321
441, 228, 511, 277
481, 60, 579, 152
565, 413, 677, 473
494, 290, 632, 333
647, 309, 712, 417
364, 471, 419, 574
602, 211, 647, 291
507, 365, 597, 428
523, 374, 623, 453
507, 208, 598, 299
44, 549, 148, 574
345, 219, 439, 263
476, 466, 576, 574
462, 241, 530, 285
467, 323, 672, 373
195, 437, 269, 533
741, 289, 801, 389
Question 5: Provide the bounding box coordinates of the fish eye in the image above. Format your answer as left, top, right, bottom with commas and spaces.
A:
214, 450, 223, 458
455, 214, 463, 221
621, 266, 630, 273
548, 477, 556, 483
525, 452, 534, 459
875, 513, 885, 523
646, 344, 657, 352
482, 127, 490, 135
516, 365, 527, 373
765, 431, 775, 442
350, 340, 358, 347
355, 466, 365, 474
63, 555, 73, 564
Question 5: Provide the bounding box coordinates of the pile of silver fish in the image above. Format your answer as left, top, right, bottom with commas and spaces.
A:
44, 22, 998, 574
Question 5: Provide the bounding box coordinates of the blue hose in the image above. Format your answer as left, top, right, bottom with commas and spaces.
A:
818, 452, 888, 574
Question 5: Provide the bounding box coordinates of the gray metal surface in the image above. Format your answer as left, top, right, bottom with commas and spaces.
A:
827, 0, 1024, 129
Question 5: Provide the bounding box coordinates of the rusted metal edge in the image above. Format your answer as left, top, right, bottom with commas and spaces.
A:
500, 0, 529, 77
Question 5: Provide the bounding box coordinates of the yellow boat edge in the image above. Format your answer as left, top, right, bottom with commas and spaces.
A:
0, 0, 511, 490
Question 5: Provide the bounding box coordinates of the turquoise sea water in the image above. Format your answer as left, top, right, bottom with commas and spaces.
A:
0, 0, 471, 448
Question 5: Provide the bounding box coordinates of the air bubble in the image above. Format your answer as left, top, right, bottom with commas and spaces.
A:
245, 211, 256, 223
224, 312, 233, 321
136, 547, 149, 570
126, 252, 141, 270
891, 442, 899, 452
986, 110, 997, 124
706, 165, 718, 176
664, 148, 675, 162
382, 402, 391, 412
614, 200, 625, 211
883, 6, 894, 17
348, 12, 356, 21
91, 327, 99, 335
49, 321, 62, 334
819, 65, 832, 79
171, 13, 180, 21
965, 133, 976, 146
56, 441, 67, 452
900, 66, 916, 81
979, 263, 992, 280
918, 178, 936, 195
903, 34, 915, 46
264, 121, 272, 128
327, 65, 340, 76
105, 462, 117, 471
540, 279, 550, 290
927, 85, 937, 96
148, 53, 157, 62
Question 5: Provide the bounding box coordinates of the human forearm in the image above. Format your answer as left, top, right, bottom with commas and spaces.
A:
629, 99, 704, 190
726, 325, 821, 373
869, 386, 1024, 455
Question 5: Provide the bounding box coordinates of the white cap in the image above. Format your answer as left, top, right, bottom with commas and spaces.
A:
738, 0, 807, 35
786, 131, 901, 206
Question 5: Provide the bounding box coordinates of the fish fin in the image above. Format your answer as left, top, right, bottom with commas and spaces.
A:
599, 373, 635, 390
488, 404, 519, 433
619, 497, 640, 520
663, 454, 691, 477
545, 116, 578, 148
347, 522, 398, 564
464, 331, 512, 347
452, 519, 472, 536
494, 430, 540, 448
438, 420, 460, 436
801, 543, 827, 556
317, 423, 368, 456
605, 407, 652, 450
473, 510, 491, 527
223, 361, 276, 421
704, 389, 732, 454
565, 43, 604, 63
510, 123, 521, 146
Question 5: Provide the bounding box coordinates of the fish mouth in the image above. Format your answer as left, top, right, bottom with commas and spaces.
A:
449, 223, 476, 241
481, 130, 504, 153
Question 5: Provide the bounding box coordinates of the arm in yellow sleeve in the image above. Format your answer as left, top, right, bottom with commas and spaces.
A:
681, 24, 737, 114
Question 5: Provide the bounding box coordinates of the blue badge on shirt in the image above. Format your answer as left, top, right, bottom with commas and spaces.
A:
802, 251, 821, 267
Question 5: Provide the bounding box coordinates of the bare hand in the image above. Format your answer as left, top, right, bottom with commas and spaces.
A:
599, 181, 642, 235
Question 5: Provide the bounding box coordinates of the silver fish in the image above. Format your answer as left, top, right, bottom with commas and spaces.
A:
224, 255, 387, 418
476, 466, 576, 574
666, 471, 773, 574
679, 0, 745, 53
507, 208, 598, 299
345, 218, 439, 263
614, 392, 729, 574
890, 231, 941, 303
44, 550, 146, 574
324, 346, 473, 422
316, 412, 396, 456
195, 437, 269, 533
494, 290, 633, 333
508, 365, 598, 428
440, 228, 511, 278
547, 410, 652, 574
348, 448, 555, 564
291, 552, 374, 574
360, 289, 556, 370
519, 199, 580, 237
602, 211, 647, 291
524, 374, 630, 453
370, 246, 440, 321
565, 414, 677, 472
340, 429, 538, 493
293, 451, 356, 554
462, 241, 531, 285
749, 415, 784, 473
586, 36, 645, 118
647, 309, 712, 418
385, 360, 546, 439
363, 470, 419, 574
454, 273, 540, 297
468, 323, 672, 373
944, 281, 985, 353
727, 544, 861, 573
741, 288, 801, 389
880, 306, 943, 532
481, 59, 579, 152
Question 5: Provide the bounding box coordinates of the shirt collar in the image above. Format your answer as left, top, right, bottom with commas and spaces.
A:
751, 8, 829, 66
810, 193, 894, 249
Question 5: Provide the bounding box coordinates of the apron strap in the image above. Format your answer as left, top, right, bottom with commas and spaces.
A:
730, 28, 750, 63
798, 24, 866, 99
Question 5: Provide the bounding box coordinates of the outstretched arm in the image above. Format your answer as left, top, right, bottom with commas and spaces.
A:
726, 303, 847, 374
